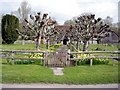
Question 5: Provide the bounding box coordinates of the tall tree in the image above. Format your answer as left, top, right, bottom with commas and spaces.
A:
73, 13, 110, 51
16, 12, 56, 50
17, 0, 31, 45
64, 19, 75, 25
2, 14, 19, 44
18, 0, 31, 22
103, 16, 113, 26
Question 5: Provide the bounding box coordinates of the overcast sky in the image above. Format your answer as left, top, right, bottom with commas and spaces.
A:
0, 0, 119, 25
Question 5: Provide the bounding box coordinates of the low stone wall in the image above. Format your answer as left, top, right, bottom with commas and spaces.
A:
14, 40, 35, 44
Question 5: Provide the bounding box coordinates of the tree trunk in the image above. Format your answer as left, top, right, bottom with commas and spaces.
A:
46, 39, 49, 49
76, 40, 79, 50
92, 37, 93, 44
22, 39, 25, 45
83, 41, 89, 51
96, 38, 101, 50
36, 35, 41, 51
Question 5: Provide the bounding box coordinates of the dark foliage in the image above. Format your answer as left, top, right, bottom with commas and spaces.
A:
2, 14, 19, 44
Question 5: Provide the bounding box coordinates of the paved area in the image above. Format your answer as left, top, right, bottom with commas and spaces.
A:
1, 84, 118, 88
51, 67, 64, 75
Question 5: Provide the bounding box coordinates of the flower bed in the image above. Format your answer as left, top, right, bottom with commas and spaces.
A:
73, 53, 109, 65
77, 58, 109, 65
14, 60, 43, 65
25, 53, 44, 59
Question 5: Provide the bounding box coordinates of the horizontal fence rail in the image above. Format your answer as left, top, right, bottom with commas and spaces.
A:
68, 51, 119, 60
0, 50, 45, 53
0, 50, 45, 65
0, 50, 120, 66
69, 51, 120, 54
68, 51, 120, 66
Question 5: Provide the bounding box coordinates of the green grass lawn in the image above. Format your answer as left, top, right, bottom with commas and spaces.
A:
1, 44, 49, 51
1, 43, 119, 51
2, 64, 119, 84
1, 43, 61, 51
1, 43, 119, 84
1, 44, 41, 50
2, 60, 119, 84
80, 44, 118, 51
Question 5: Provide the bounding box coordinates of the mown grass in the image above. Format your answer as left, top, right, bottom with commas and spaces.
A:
1, 43, 61, 51
1, 44, 46, 50
2, 63, 119, 84
1, 43, 119, 84
80, 44, 118, 51
1, 43, 119, 51
63, 65, 119, 84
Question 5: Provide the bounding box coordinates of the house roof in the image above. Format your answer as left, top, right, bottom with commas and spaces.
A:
54, 25, 119, 39
54, 25, 71, 31
97, 28, 119, 38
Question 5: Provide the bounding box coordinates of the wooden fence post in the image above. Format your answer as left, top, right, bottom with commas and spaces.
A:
67, 50, 70, 66
43, 52, 46, 66
112, 53, 116, 66
65, 52, 67, 66
6, 53, 9, 64
90, 53, 93, 66
11, 50, 15, 65
113, 59, 115, 66
75, 53, 78, 66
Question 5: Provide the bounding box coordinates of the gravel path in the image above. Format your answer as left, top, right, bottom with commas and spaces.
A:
1, 84, 118, 88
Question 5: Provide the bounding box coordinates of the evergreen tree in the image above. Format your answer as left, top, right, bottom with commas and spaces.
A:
2, 14, 19, 44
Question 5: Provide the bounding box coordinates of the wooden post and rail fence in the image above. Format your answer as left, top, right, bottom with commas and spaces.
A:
0, 50, 120, 67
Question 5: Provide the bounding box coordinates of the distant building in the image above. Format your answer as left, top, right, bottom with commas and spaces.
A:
100, 30, 119, 44
54, 25, 71, 45
54, 25, 119, 44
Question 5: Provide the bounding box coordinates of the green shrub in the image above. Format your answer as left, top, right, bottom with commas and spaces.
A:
1, 14, 19, 44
